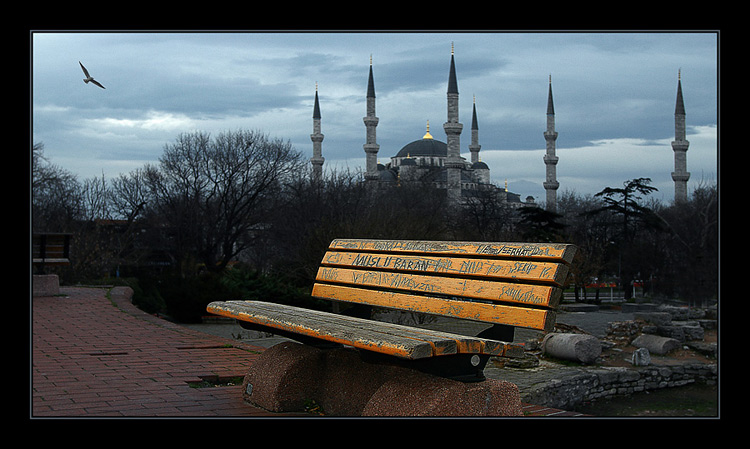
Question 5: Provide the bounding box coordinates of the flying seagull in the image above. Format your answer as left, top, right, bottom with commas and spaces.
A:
79, 61, 106, 89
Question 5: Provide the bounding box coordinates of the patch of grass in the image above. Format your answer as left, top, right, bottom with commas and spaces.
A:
188, 376, 245, 389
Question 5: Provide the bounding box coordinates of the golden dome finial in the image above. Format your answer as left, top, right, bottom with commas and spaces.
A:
315, 81, 318, 92
451, 42, 454, 55
423, 120, 433, 139
370, 54, 373, 66
678, 68, 681, 80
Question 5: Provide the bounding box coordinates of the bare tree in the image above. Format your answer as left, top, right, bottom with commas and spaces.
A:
110, 168, 150, 223
143, 130, 303, 274
457, 186, 515, 241
31, 142, 82, 231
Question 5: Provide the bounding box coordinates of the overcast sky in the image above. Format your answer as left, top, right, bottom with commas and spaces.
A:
31, 31, 718, 203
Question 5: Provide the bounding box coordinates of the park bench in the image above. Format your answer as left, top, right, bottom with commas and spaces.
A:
32, 233, 72, 273
207, 238, 577, 382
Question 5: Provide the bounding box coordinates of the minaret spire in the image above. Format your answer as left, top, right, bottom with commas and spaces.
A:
444, 42, 463, 204
364, 56, 380, 181
671, 69, 690, 203
310, 82, 324, 180
469, 95, 481, 164
447, 42, 459, 95
543, 74, 560, 212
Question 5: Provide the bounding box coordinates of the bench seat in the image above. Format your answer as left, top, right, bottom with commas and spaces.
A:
206, 300, 523, 360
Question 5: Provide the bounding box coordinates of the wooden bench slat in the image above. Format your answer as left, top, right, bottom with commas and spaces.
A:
321, 251, 570, 286
312, 283, 556, 332
32, 258, 70, 265
36, 251, 68, 258
208, 300, 436, 359
206, 300, 519, 359
34, 251, 68, 259
329, 239, 576, 264
315, 267, 560, 309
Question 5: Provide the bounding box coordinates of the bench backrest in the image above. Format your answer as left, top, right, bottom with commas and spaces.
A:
32, 233, 72, 265
312, 239, 577, 332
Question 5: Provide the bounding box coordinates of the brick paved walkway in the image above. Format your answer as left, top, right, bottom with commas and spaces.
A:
31, 286, 301, 417
31, 286, 582, 417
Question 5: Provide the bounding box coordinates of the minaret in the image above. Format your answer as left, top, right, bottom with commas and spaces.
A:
543, 75, 560, 212
443, 43, 463, 203
469, 95, 481, 164
363, 55, 380, 181
671, 69, 690, 203
310, 83, 324, 180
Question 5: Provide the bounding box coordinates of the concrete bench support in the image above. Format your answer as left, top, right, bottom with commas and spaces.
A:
242, 341, 523, 417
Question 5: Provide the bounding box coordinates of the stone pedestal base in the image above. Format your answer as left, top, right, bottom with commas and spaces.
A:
242, 341, 522, 417
32, 274, 60, 297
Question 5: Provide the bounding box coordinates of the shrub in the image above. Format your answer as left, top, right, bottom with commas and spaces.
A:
159, 272, 242, 323
128, 277, 167, 316
220, 264, 328, 311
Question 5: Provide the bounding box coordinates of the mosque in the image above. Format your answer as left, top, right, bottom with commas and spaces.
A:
310, 44, 690, 208
308, 44, 691, 210
310, 45, 549, 210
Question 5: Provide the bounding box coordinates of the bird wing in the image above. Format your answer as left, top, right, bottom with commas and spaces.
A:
79, 61, 90, 78
90, 79, 106, 89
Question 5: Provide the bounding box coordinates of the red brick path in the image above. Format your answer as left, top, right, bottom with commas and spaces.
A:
31, 287, 581, 417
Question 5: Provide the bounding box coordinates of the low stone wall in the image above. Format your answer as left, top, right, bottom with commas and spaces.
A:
522, 362, 717, 411
520, 303, 719, 411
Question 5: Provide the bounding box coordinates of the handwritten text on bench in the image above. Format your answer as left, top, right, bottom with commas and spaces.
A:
325, 252, 554, 281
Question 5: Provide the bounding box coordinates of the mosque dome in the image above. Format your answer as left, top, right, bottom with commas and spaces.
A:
395, 121, 448, 158
395, 138, 447, 158
472, 161, 489, 170
378, 167, 397, 181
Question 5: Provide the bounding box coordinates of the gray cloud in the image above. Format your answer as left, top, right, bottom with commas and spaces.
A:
32, 31, 718, 198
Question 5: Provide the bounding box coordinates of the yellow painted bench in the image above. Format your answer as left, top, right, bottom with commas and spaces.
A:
207, 239, 577, 381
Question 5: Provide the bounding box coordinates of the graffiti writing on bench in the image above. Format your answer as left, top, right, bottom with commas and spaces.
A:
318, 267, 339, 281
320, 265, 550, 305
350, 270, 441, 293
476, 244, 557, 258
334, 252, 557, 281
371, 240, 461, 253
350, 254, 453, 273
499, 285, 546, 305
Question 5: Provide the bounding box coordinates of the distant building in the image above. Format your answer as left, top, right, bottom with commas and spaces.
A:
671, 70, 690, 203
312, 45, 539, 209
543, 75, 559, 212
311, 46, 692, 210
362, 45, 535, 208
